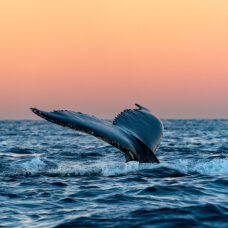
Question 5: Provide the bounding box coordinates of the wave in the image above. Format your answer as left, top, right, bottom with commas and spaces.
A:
7, 156, 228, 177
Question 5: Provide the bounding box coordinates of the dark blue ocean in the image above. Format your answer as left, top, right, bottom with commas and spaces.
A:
0, 119, 228, 227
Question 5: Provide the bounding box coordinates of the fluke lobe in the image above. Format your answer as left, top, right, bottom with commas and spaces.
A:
31, 104, 163, 163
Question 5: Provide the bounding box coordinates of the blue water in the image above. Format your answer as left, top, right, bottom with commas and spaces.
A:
0, 119, 228, 227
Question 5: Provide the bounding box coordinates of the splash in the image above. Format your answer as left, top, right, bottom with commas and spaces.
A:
167, 158, 228, 175
49, 158, 228, 177
9, 156, 228, 177
20, 156, 46, 172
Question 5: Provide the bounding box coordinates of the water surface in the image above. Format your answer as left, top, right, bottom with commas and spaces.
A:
0, 119, 228, 227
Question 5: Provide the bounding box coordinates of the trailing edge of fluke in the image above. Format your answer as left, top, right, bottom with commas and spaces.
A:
31, 104, 163, 163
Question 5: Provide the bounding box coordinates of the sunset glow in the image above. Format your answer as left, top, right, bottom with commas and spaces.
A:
0, 0, 227, 119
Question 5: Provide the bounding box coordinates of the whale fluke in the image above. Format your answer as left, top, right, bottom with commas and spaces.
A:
31, 104, 163, 163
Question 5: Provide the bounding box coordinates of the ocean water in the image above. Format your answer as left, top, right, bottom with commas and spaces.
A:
0, 119, 228, 228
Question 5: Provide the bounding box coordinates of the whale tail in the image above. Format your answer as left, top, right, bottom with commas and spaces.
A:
31, 104, 163, 163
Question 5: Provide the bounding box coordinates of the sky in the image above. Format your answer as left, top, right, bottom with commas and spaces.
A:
0, 0, 227, 119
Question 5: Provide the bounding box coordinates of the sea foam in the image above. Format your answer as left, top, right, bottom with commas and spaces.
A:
17, 156, 228, 177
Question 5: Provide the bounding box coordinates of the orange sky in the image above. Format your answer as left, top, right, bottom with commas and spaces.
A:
0, 0, 227, 119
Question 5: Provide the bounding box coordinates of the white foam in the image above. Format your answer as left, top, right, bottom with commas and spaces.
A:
101, 161, 158, 176
20, 156, 46, 172
160, 157, 228, 176
46, 161, 157, 177
48, 163, 102, 176
17, 157, 228, 177
100, 158, 228, 176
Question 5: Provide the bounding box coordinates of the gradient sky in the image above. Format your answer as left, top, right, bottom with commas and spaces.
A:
0, 0, 227, 119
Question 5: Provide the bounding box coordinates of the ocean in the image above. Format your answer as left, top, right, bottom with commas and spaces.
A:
0, 119, 227, 227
